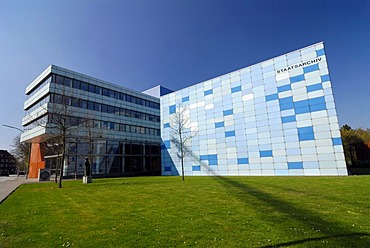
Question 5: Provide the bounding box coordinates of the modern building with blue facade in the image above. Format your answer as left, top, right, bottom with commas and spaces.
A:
160, 42, 347, 176
22, 42, 347, 179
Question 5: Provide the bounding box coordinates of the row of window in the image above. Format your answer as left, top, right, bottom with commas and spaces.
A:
24, 115, 48, 131
50, 93, 160, 123
66, 142, 161, 156
52, 74, 160, 109
0, 153, 14, 158
27, 76, 52, 99
25, 95, 50, 115
24, 114, 161, 136
0, 159, 16, 163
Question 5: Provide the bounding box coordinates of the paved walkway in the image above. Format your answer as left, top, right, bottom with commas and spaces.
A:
0, 176, 34, 204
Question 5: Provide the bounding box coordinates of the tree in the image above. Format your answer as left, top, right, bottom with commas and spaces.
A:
355, 128, 370, 143
340, 125, 370, 167
47, 98, 70, 188
27, 79, 79, 188
170, 105, 197, 181
43, 136, 64, 183
341, 124, 352, 131
11, 134, 30, 173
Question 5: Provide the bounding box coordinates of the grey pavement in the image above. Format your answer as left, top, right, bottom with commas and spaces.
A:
0, 175, 35, 204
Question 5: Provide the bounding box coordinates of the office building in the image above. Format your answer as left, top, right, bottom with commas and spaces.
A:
21, 42, 347, 178
0, 150, 18, 175
21, 65, 161, 178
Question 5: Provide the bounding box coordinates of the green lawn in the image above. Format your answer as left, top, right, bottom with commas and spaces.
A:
0, 176, 369, 247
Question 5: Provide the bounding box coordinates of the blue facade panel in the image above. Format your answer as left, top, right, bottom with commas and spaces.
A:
288, 162, 304, 170
204, 89, 213, 96
260, 150, 273, 157
223, 109, 234, 116
237, 158, 249, 164
303, 64, 320, 73
278, 84, 291, 93
231, 85, 242, 93
332, 137, 343, 146
169, 105, 176, 114
306, 83, 323, 92
225, 131, 236, 137
215, 121, 225, 128
290, 74, 305, 83
163, 123, 170, 128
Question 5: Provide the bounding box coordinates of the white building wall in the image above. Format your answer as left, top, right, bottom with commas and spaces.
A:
161, 42, 347, 176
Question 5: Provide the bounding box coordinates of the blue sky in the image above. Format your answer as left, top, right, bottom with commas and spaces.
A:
1, 0, 369, 151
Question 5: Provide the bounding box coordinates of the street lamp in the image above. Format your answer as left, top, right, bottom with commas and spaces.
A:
2, 124, 31, 179
3, 124, 24, 133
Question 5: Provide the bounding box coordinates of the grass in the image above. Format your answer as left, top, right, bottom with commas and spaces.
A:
0, 176, 369, 247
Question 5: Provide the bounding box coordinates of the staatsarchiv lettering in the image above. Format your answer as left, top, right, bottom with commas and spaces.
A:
276, 57, 322, 74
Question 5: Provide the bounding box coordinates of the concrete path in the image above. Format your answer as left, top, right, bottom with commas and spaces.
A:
0, 175, 28, 204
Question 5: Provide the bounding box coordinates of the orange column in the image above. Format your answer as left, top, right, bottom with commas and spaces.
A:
28, 143, 46, 178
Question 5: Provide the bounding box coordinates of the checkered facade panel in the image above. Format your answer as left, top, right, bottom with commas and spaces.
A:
161, 43, 347, 176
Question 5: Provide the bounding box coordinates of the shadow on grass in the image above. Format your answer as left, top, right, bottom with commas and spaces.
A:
176, 141, 370, 246
217, 176, 369, 247
260, 232, 369, 247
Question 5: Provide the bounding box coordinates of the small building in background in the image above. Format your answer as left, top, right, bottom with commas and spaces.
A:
0, 150, 18, 175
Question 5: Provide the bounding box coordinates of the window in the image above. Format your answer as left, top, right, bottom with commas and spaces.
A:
131, 143, 142, 155
102, 88, 109, 97
94, 120, 100, 129
71, 98, 80, 107
94, 103, 101, 112
70, 117, 80, 126
64, 78, 72, 87
136, 98, 143, 105
124, 110, 131, 117
81, 82, 88, 91
113, 107, 120, 115
88, 84, 95, 93
101, 104, 108, 113
87, 101, 95, 110
72, 80, 81, 89
55, 75, 64, 85
109, 90, 115, 98
131, 126, 136, 133
102, 121, 109, 130
107, 106, 114, 114
80, 100, 87, 109
95, 86, 101, 94
125, 125, 130, 132
53, 94, 63, 104
119, 93, 125, 101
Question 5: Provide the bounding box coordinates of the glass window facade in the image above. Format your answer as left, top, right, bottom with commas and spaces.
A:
54, 141, 161, 177
22, 65, 161, 178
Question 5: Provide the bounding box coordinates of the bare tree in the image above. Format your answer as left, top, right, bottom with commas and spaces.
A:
77, 114, 100, 178
11, 134, 30, 173
47, 97, 71, 188
43, 136, 64, 183
26, 79, 78, 188
170, 105, 197, 181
